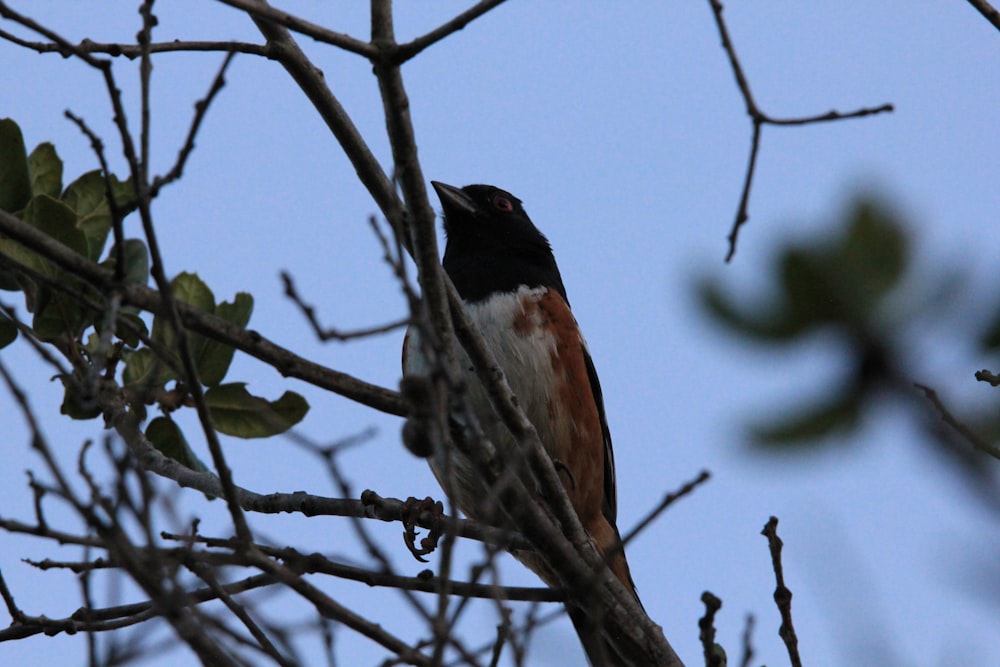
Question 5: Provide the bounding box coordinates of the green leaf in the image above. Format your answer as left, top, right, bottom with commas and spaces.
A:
18, 195, 91, 338
61, 170, 114, 260
115, 312, 148, 348
151, 271, 215, 360
205, 382, 309, 438
0, 118, 32, 212
697, 278, 802, 341
22, 194, 89, 257
780, 249, 838, 326
751, 392, 862, 446
197, 292, 253, 386
59, 375, 101, 420
0, 314, 17, 349
146, 417, 210, 472
28, 142, 62, 199
171, 271, 215, 312
109, 175, 137, 213
838, 200, 907, 305
101, 239, 150, 285
123, 346, 175, 389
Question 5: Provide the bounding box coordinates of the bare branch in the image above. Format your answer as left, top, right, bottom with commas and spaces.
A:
761, 516, 802, 667
706, 0, 894, 262
621, 469, 711, 548
150, 50, 239, 197
0, 208, 407, 415
966, 0, 1000, 31
914, 382, 1000, 459
216, 0, 376, 57
281, 271, 408, 341
698, 591, 725, 667
975, 368, 1000, 386
395, 0, 509, 63
738, 613, 755, 667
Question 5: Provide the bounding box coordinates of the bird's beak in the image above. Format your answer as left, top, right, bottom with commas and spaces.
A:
431, 181, 477, 217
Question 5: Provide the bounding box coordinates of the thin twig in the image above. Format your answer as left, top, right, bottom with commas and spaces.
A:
966, 0, 1000, 31
0, 207, 406, 415
706, 0, 894, 262
395, 0, 508, 63
281, 271, 408, 341
698, 591, 725, 667
621, 469, 711, 548
975, 368, 1000, 386
739, 613, 755, 667
761, 516, 802, 667
216, 0, 376, 57
151, 50, 238, 197
914, 383, 1000, 459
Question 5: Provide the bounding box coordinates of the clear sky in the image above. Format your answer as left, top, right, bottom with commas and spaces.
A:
1, 2, 998, 666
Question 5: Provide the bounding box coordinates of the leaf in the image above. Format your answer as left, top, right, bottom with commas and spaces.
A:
751, 392, 862, 446
838, 200, 907, 305
171, 271, 216, 312
59, 375, 101, 420
0, 314, 17, 349
697, 278, 802, 341
205, 382, 309, 438
780, 249, 838, 326
123, 346, 175, 389
109, 175, 137, 213
101, 239, 150, 285
28, 142, 63, 199
151, 271, 215, 364
21, 194, 89, 255
197, 292, 253, 386
146, 417, 211, 473
0, 118, 32, 212
115, 312, 148, 348
61, 170, 114, 260
15, 196, 91, 338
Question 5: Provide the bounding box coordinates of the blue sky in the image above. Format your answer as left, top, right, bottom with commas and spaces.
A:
1, 2, 998, 666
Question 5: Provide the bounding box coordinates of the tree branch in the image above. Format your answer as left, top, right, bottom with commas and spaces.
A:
706, 0, 894, 262
966, 0, 1000, 31
0, 208, 407, 416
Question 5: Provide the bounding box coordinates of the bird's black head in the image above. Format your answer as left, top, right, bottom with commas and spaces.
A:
433, 181, 567, 304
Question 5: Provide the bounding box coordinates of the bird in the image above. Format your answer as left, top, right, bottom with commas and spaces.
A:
402, 181, 642, 665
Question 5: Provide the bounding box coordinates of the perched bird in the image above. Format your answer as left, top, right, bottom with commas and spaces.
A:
402, 182, 643, 664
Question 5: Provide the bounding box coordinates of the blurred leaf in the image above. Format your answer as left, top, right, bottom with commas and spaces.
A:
59, 375, 101, 420
115, 312, 148, 348
698, 279, 801, 340
27, 142, 62, 199
62, 170, 114, 260
0, 118, 31, 212
22, 194, 89, 258
752, 392, 863, 446
838, 200, 907, 306
781, 249, 838, 326
205, 382, 308, 438
101, 239, 150, 285
123, 346, 174, 389
197, 292, 253, 386
146, 417, 210, 472
109, 174, 137, 213
33, 290, 87, 340
0, 314, 17, 349
980, 308, 1000, 352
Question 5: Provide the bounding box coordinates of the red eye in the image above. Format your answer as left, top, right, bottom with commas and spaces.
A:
493, 196, 513, 212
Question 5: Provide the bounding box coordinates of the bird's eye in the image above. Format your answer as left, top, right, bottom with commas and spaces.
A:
493, 196, 514, 212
